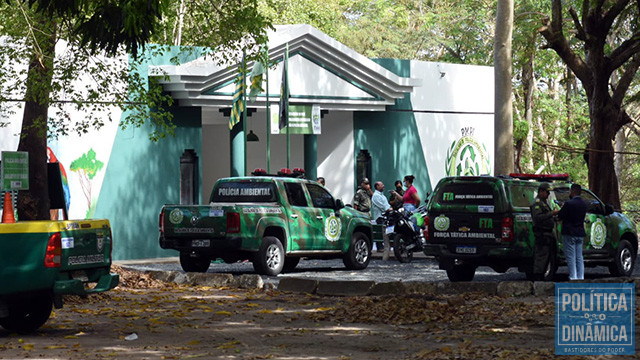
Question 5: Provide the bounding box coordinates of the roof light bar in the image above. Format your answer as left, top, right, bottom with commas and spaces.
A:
509, 173, 570, 181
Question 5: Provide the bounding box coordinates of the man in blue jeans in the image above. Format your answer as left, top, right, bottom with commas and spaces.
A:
557, 184, 588, 280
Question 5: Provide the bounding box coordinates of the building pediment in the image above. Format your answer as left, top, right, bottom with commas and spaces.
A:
151, 24, 421, 111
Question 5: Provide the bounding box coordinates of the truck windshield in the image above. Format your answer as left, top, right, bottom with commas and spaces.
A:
210, 182, 278, 203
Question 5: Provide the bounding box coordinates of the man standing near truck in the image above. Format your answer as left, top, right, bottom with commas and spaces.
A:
371, 181, 392, 261
352, 178, 373, 214
557, 184, 587, 280
530, 182, 559, 280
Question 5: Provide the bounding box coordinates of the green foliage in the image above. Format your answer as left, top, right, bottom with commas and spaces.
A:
5, 0, 168, 58
513, 118, 529, 141
0, 0, 272, 141
69, 148, 104, 180
259, 0, 345, 38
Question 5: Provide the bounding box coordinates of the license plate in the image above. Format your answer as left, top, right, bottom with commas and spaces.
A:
456, 246, 476, 254
192, 239, 210, 248
209, 209, 224, 217
385, 226, 395, 234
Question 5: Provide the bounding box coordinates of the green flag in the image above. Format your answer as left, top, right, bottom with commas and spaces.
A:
248, 51, 267, 102
229, 67, 246, 130
279, 49, 289, 130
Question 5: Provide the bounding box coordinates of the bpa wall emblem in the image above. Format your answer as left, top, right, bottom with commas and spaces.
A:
445, 127, 491, 176
556, 283, 635, 355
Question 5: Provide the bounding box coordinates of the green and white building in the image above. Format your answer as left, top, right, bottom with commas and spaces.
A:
0, 24, 494, 260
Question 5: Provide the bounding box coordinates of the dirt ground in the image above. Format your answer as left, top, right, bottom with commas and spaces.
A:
0, 267, 635, 360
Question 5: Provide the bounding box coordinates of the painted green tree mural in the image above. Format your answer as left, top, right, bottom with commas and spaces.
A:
70, 149, 104, 217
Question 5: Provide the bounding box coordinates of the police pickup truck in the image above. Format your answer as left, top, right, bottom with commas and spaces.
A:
424, 174, 638, 282
0, 219, 119, 333
159, 170, 373, 276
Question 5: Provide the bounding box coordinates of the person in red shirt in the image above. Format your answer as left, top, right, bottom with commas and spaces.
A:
402, 175, 421, 213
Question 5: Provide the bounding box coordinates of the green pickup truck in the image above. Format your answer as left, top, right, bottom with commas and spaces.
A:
159, 176, 373, 276
425, 174, 638, 281
0, 219, 119, 333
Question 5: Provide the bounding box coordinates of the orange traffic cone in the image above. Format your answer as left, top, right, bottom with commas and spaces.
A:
2, 192, 15, 223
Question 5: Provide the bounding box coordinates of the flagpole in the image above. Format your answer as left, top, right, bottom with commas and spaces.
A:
242, 52, 247, 176
266, 55, 271, 174
285, 43, 290, 170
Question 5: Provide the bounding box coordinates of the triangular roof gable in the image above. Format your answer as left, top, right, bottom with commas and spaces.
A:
152, 24, 420, 111
202, 52, 382, 101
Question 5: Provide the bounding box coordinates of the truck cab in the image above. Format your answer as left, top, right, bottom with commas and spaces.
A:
160, 170, 373, 276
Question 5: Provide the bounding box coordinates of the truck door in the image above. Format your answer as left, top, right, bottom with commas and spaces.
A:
305, 183, 344, 250
580, 190, 608, 252
554, 188, 608, 253
283, 182, 315, 251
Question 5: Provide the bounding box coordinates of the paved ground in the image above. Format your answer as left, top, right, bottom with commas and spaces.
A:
119, 251, 640, 287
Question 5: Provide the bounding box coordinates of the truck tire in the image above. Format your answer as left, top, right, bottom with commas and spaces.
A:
253, 237, 285, 276
0, 295, 53, 334
609, 239, 635, 277
393, 233, 413, 263
446, 264, 476, 282
343, 232, 371, 270
283, 257, 301, 273
179, 252, 211, 273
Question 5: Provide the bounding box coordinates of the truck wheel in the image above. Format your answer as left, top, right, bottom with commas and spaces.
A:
0, 295, 53, 334
283, 257, 301, 273
253, 237, 285, 276
393, 233, 413, 263
446, 264, 476, 282
609, 239, 635, 277
343, 232, 371, 270
179, 252, 211, 273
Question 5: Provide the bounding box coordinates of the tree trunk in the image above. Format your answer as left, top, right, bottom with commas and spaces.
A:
588, 104, 621, 209
493, 0, 514, 175
614, 127, 627, 189
16, 15, 57, 221
522, 37, 535, 172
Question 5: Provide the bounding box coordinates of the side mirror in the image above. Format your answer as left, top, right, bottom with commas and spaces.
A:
335, 199, 345, 210
605, 204, 615, 215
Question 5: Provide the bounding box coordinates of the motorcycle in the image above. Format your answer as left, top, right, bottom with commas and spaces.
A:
380, 206, 428, 263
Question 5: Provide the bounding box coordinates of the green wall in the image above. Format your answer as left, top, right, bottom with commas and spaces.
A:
353, 58, 432, 202
94, 46, 203, 260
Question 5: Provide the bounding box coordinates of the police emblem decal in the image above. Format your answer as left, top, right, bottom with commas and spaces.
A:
434, 215, 450, 232
169, 208, 183, 225
324, 215, 342, 242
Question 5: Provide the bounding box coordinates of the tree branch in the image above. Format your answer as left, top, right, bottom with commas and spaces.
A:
539, 0, 591, 84
568, 8, 586, 41
615, 109, 634, 136
612, 55, 640, 106
602, 0, 631, 32
608, 35, 640, 71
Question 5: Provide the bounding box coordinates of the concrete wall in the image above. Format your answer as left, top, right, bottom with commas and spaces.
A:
94, 47, 204, 260
354, 59, 494, 202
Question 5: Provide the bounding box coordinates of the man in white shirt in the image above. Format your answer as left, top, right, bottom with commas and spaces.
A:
371, 181, 392, 260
